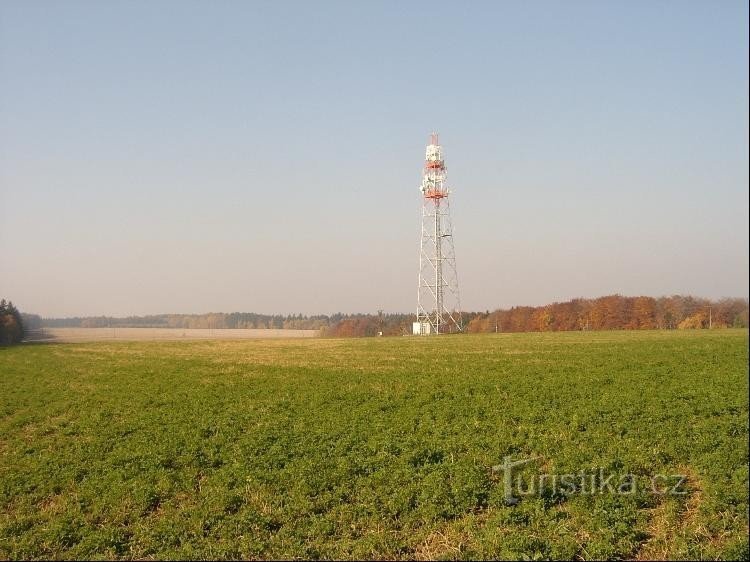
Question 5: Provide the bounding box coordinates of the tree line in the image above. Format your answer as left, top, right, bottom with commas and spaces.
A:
324, 295, 748, 336
465, 295, 748, 333
0, 299, 25, 345
41, 312, 333, 330
38, 310, 459, 336
28, 294, 750, 338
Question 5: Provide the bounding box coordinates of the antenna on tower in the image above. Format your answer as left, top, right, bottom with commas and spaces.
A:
414, 133, 462, 335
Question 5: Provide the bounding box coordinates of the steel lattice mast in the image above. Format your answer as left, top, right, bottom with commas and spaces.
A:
415, 133, 462, 335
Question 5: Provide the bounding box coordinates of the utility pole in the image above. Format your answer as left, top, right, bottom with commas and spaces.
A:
698, 305, 713, 329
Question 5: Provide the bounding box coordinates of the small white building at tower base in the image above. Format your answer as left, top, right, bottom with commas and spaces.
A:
413, 321, 432, 336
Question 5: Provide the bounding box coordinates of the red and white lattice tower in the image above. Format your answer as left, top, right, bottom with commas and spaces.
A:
415, 133, 462, 335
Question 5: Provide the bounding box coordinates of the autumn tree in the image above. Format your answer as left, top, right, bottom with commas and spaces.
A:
0, 300, 25, 345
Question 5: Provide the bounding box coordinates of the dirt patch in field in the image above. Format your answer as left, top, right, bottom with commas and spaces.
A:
414, 510, 491, 560
632, 465, 733, 560
25, 327, 318, 342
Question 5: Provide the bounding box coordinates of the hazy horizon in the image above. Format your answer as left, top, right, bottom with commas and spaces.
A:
2, 1, 748, 318
16, 290, 749, 320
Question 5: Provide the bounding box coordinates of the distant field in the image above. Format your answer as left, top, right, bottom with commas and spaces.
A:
25, 327, 319, 342
0, 330, 747, 560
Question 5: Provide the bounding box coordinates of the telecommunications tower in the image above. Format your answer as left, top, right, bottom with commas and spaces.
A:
415, 133, 462, 335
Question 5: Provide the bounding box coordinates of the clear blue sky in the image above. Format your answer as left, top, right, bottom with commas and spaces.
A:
1, 0, 747, 317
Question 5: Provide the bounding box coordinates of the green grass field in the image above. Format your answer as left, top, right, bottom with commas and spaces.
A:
1, 330, 748, 560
